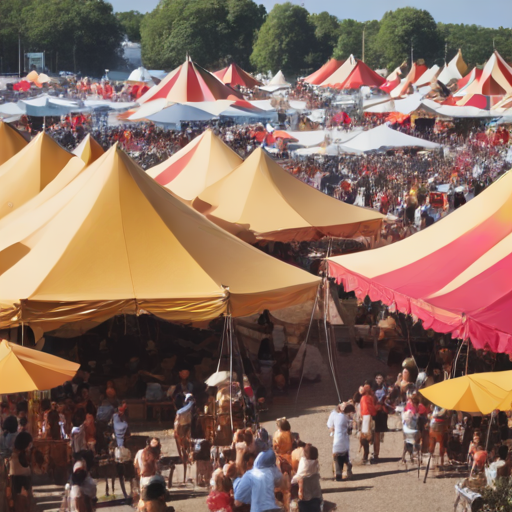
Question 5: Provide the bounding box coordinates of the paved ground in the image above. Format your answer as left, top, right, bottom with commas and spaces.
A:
130, 342, 462, 512
33, 339, 463, 512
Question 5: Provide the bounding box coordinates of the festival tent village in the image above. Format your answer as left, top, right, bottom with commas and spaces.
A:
195, 147, 384, 243
0, 144, 321, 334
327, 168, 512, 354
0, 121, 28, 166
304, 58, 344, 86
214, 63, 262, 89
0, 131, 77, 220
146, 129, 243, 201
319, 55, 386, 89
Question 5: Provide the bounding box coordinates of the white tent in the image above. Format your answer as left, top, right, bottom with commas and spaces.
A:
414, 65, 440, 87
259, 71, 291, 93
19, 95, 84, 117
146, 104, 217, 124
364, 93, 424, 115
341, 124, 441, 152
438, 50, 467, 85
287, 131, 326, 147
127, 67, 154, 83
419, 99, 502, 119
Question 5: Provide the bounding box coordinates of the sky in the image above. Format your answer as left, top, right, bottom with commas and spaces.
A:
108, 0, 512, 28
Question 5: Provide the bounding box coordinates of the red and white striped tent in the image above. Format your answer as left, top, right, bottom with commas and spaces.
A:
304, 59, 344, 86
214, 63, 262, 89
138, 57, 243, 105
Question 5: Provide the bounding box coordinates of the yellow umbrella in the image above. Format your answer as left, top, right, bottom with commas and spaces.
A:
0, 339, 79, 393
420, 372, 512, 414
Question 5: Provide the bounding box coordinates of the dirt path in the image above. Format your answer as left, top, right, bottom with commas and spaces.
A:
134, 342, 462, 512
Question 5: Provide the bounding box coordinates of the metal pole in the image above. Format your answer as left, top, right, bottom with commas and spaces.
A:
18, 32, 21, 77
362, 27, 365, 63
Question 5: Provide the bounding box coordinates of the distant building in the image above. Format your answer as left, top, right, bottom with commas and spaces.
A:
122, 41, 142, 69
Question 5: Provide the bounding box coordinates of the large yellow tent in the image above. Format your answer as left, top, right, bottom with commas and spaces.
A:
146, 129, 242, 201
0, 146, 320, 331
0, 157, 86, 231
0, 122, 28, 166
196, 148, 384, 242
72, 134, 105, 166
0, 339, 79, 393
0, 132, 74, 220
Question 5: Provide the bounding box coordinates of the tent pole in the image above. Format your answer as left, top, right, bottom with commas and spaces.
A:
295, 287, 320, 408
21, 321, 24, 346
228, 311, 234, 434
324, 239, 342, 403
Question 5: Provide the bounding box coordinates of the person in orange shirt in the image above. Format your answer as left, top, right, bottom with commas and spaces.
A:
359, 385, 377, 465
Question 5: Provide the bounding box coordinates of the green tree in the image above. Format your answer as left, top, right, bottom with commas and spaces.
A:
333, 19, 363, 60
309, 11, 340, 66
438, 23, 512, 69
375, 7, 444, 71
116, 10, 145, 43
250, 2, 316, 77
224, 0, 266, 70
141, 0, 264, 71
0, 0, 32, 73
333, 20, 381, 68
22, 0, 124, 76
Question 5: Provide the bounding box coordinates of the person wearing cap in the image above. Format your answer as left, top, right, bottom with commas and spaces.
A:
68, 459, 97, 512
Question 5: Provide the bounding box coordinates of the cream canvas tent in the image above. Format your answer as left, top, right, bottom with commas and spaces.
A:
438, 50, 468, 85
0, 122, 27, 166
414, 65, 441, 88
259, 71, 291, 93
72, 134, 105, 166
0, 146, 320, 331
0, 132, 74, 220
456, 51, 512, 98
146, 130, 242, 201
196, 148, 384, 242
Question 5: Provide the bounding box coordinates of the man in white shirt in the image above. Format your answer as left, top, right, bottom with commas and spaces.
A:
327, 403, 355, 481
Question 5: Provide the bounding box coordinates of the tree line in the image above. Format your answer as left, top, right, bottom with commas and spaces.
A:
1, 0, 512, 78
141, 2, 512, 77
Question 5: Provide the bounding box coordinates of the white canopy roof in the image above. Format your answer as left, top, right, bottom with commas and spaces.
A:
341, 124, 441, 152
127, 67, 153, 83
419, 99, 502, 118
